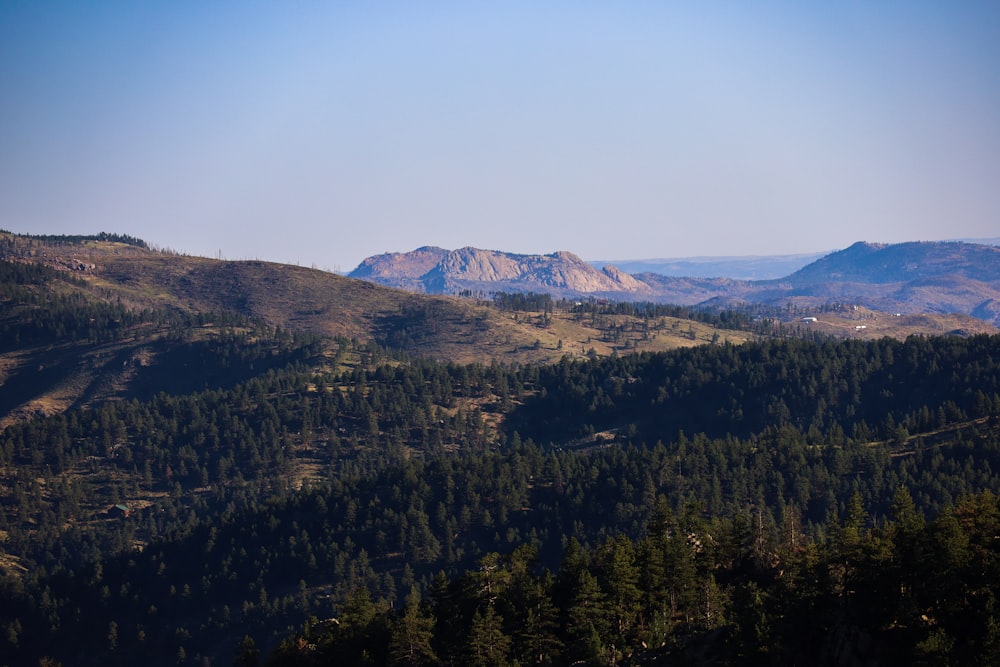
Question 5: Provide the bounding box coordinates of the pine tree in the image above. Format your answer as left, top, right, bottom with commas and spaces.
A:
233, 635, 259, 667
564, 570, 610, 664
465, 604, 511, 667
389, 588, 437, 667
596, 535, 640, 645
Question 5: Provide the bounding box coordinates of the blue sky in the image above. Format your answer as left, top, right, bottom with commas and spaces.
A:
2, 2, 998, 271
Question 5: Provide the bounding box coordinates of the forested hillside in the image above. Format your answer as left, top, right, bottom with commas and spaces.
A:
2, 330, 999, 665
3, 232, 1000, 665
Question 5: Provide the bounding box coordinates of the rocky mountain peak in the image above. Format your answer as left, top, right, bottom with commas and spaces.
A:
350, 246, 651, 296
602, 264, 647, 291
349, 246, 449, 281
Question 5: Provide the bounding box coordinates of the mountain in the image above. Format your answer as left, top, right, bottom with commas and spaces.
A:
740, 241, 1000, 325
590, 251, 829, 280
349, 246, 652, 297
348, 245, 451, 291
352, 241, 1000, 326
594, 237, 998, 282
784, 240, 1000, 285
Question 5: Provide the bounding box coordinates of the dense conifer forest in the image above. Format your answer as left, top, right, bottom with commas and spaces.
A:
1, 241, 1000, 665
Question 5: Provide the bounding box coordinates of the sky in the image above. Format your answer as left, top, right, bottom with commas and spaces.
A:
2, 2, 999, 272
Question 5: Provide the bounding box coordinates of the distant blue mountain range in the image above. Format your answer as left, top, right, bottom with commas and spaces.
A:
587, 252, 829, 280
590, 237, 1000, 280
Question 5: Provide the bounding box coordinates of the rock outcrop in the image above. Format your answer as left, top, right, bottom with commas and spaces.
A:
350, 246, 651, 297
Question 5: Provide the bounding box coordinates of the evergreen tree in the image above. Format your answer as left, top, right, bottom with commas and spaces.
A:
389, 588, 437, 667
465, 605, 511, 667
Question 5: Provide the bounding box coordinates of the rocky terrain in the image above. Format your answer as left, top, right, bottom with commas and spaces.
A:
352, 246, 652, 297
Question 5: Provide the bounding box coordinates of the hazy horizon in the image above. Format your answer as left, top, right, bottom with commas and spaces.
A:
3, 3, 998, 272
